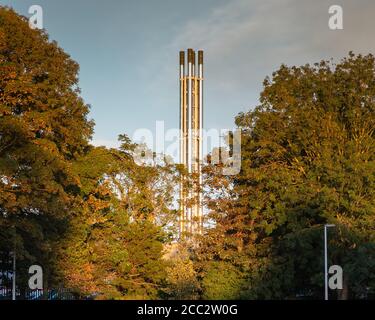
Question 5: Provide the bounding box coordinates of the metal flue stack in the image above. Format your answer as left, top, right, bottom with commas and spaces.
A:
179, 49, 203, 237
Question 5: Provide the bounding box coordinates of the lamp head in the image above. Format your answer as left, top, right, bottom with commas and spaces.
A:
325, 224, 336, 228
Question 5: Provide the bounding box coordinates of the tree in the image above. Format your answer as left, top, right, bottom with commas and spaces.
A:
0, 8, 180, 298
199, 53, 375, 299
59, 136, 179, 299
0, 6, 93, 287
163, 243, 200, 300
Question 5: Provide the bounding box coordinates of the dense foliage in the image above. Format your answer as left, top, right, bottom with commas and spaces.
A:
0, 7, 373, 300
59, 140, 179, 299
0, 6, 93, 286
199, 53, 375, 299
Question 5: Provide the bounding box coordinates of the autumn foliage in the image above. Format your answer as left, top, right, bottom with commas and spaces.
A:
0, 7, 374, 299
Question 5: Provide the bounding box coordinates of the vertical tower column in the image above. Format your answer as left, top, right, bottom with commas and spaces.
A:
179, 49, 203, 237
187, 49, 193, 234
179, 51, 186, 235
197, 50, 203, 234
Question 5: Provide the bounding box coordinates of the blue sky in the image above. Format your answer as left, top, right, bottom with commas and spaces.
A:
2, 0, 375, 151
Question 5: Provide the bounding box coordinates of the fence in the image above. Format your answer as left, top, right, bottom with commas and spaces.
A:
0, 287, 76, 300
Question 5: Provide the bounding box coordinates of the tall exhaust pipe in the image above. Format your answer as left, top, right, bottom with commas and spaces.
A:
179, 51, 186, 235
197, 50, 203, 234
179, 49, 203, 237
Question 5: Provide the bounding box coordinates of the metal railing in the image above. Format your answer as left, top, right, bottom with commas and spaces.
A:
0, 287, 75, 300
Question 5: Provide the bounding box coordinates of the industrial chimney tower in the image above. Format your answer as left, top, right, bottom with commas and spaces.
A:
179, 49, 203, 236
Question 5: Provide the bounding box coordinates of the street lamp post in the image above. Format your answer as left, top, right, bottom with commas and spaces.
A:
12, 250, 16, 301
324, 224, 335, 300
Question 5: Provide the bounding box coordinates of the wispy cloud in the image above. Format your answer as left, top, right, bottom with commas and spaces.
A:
89, 0, 375, 148
151, 0, 375, 118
